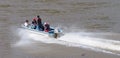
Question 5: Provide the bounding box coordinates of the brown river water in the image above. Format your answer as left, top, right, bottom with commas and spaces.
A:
1, 0, 120, 58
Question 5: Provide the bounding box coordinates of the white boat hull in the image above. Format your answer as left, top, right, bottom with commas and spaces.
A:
20, 24, 64, 38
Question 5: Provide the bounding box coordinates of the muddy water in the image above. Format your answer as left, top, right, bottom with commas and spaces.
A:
1, 0, 120, 58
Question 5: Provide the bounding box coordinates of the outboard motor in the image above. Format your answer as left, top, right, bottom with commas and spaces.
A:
48, 27, 64, 38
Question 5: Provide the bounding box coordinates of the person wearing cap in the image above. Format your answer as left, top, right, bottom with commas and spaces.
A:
44, 22, 50, 32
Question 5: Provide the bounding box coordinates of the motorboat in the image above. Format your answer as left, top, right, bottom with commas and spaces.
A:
21, 24, 64, 38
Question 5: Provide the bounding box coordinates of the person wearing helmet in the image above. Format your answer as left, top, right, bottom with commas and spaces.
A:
44, 22, 50, 32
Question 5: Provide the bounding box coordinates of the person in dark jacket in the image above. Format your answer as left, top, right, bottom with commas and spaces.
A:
37, 15, 44, 31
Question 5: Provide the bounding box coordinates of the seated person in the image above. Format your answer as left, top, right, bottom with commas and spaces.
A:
44, 22, 50, 32
24, 20, 29, 27
31, 21, 37, 29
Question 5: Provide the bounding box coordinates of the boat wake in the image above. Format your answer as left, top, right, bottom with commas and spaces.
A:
14, 28, 120, 56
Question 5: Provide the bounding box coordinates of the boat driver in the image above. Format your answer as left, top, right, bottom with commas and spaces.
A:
44, 22, 50, 32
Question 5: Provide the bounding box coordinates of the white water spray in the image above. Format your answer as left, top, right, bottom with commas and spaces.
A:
59, 33, 120, 51
16, 28, 120, 55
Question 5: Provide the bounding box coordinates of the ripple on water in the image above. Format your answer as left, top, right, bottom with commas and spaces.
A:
82, 15, 116, 31
0, 4, 11, 8
34, 0, 58, 3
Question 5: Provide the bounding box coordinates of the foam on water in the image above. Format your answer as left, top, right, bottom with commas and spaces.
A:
59, 33, 120, 51
15, 28, 120, 56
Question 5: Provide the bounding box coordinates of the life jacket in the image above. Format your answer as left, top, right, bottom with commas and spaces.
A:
45, 29, 49, 32
33, 17, 37, 21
